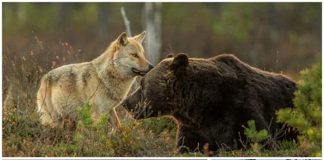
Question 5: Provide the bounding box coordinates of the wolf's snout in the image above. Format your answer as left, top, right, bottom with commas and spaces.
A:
131, 68, 148, 76
131, 63, 153, 76
122, 87, 142, 111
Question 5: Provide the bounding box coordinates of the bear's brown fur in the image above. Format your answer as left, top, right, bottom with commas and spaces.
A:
122, 53, 297, 153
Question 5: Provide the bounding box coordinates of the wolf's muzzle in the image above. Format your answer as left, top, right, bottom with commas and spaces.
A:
131, 64, 154, 76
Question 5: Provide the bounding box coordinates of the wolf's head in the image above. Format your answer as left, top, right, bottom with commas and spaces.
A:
110, 31, 154, 78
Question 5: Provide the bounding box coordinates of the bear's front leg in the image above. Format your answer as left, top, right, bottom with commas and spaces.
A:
176, 126, 209, 153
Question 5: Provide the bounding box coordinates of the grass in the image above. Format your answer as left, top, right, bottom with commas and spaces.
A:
2, 38, 306, 157
3, 98, 177, 156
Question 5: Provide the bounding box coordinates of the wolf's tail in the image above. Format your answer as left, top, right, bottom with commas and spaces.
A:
36, 74, 57, 127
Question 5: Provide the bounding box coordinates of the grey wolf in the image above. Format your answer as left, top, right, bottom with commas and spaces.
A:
37, 31, 153, 128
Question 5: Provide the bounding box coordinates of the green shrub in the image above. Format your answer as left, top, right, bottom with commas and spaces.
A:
244, 120, 269, 143
78, 103, 93, 127
277, 63, 322, 156
243, 120, 269, 155
142, 116, 177, 135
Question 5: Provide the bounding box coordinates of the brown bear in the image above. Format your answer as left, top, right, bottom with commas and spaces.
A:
121, 53, 297, 154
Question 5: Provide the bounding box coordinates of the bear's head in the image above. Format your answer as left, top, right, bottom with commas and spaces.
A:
121, 53, 239, 120
121, 53, 190, 119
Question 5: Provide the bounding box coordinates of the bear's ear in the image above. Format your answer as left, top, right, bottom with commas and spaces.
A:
170, 53, 189, 77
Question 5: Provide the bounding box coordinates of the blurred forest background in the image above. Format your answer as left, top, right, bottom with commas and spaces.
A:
3, 3, 321, 79
2, 2, 322, 157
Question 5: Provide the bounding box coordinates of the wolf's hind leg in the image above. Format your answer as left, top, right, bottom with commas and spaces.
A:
37, 75, 59, 127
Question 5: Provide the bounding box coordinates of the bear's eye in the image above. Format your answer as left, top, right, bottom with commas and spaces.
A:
130, 53, 139, 58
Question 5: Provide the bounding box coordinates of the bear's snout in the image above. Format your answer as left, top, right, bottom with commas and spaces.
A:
121, 87, 142, 111
120, 99, 130, 110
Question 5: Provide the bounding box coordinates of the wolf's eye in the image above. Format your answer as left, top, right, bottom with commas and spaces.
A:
130, 53, 139, 58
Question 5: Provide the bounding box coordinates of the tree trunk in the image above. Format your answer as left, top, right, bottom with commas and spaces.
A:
144, 2, 162, 65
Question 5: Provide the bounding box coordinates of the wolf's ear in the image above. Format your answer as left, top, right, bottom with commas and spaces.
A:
117, 32, 129, 46
133, 31, 146, 44
170, 53, 189, 77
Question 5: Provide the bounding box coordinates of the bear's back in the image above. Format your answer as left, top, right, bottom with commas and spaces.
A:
207, 54, 296, 140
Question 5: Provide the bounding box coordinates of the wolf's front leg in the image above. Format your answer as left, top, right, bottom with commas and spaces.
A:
90, 101, 121, 132
110, 105, 121, 130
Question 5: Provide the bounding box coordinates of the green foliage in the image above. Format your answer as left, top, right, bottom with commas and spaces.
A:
79, 103, 93, 127
244, 120, 269, 143
277, 63, 322, 156
243, 120, 269, 155
142, 117, 177, 135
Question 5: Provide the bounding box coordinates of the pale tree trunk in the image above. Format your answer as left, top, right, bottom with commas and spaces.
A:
144, 2, 162, 65
120, 7, 132, 36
